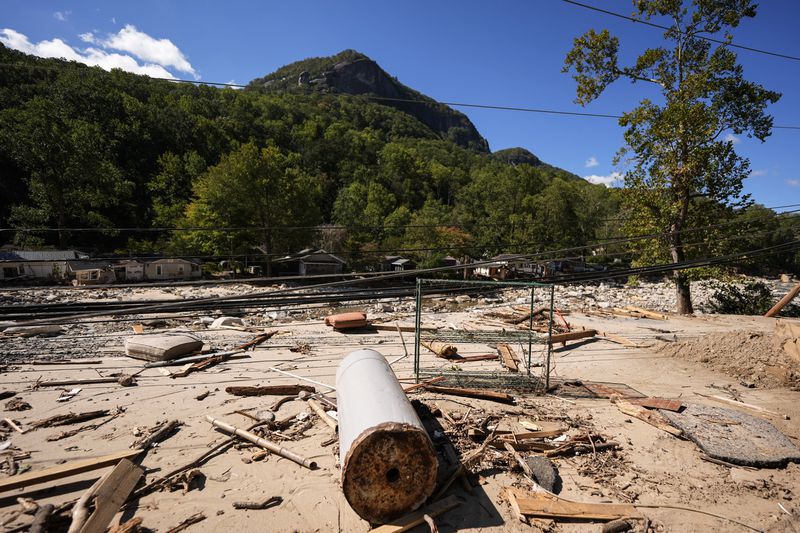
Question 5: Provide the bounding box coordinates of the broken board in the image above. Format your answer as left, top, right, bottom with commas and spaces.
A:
661, 403, 800, 468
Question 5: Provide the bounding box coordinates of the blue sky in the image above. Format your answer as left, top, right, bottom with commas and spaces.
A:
3, 1, 799, 209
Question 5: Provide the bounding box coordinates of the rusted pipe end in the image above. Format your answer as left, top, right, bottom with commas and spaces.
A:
342, 422, 437, 524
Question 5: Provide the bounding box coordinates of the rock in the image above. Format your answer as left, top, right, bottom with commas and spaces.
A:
524, 456, 560, 493
455, 295, 471, 303
210, 316, 244, 329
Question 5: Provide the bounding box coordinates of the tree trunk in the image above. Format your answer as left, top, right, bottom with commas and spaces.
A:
669, 196, 693, 315
262, 227, 272, 278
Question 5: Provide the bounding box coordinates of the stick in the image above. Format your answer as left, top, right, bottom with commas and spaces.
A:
633, 503, 761, 532
3, 418, 25, 434
226, 385, 315, 396
389, 323, 410, 366
504, 442, 535, 478
403, 376, 445, 393
205, 416, 317, 469
232, 496, 282, 510
29, 504, 54, 533
39, 378, 119, 387
307, 399, 337, 431
267, 367, 335, 391
132, 420, 182, 450
165, 513, 205, 533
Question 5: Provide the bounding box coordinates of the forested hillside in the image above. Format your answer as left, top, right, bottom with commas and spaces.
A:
0, 45, 796, 274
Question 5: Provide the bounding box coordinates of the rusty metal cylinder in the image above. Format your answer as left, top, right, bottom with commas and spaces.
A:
336, 349, 438, 523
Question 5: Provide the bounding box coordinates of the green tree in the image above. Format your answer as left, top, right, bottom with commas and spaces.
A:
563, 0, 780, 313
1, 97, 131, 247
179, 142, 321, 275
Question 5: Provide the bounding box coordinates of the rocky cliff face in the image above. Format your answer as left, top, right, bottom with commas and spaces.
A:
249, 50, 489, 152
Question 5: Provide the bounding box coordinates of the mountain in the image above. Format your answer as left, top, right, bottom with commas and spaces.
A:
248, 50, 490, 153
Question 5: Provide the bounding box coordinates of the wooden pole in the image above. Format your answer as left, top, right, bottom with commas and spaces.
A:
765, 282, 800, 317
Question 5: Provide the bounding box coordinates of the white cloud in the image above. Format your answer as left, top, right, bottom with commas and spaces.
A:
787, 179, 800, 187
724, 133, 740, 144
584, 172, 623, 187
78, 32, 96, 44
101, 25, 196, 78
749, 169, 767, 177
53, 11, 71, 22
585, 156, 599, 168
111, 17, 117, 24
0, 28, 176, 79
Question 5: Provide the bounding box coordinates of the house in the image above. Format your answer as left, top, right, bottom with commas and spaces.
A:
379, 255, 415, 272
0, 249, 89, 281
390, 257, 415, 271
69, 261, 116, 286
274, 249, 345, 276
112, 260, 145, 282
144, 258, 202, 280
441, 256, 459, 268
471, 254, 532, 280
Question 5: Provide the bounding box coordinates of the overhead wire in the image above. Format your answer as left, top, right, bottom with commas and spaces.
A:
1, 61, 800, 129
559, 0, 800, 62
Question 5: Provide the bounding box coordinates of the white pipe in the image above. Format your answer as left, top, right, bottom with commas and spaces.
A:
336, 349, 437, 523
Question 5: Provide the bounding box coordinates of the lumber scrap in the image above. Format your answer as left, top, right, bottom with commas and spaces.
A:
205, 416, 316, 469
225, 384, 315, 397
165, 513, 205, 533
548, 329, 597, 345
766, 282, 800, 317
612, 397, 682, 436
505, 487, 637, 521
68, 458, 143, 533
420, 340, 458, 359
403, 376, 445, 393
595, 330, 640, 348
623, 306, 668, 320
0, 449, 142, 493
371, 495, 459, 533
497, 344, 519, 372
108, 518, 143, 533
423, 384, 514, 404
452, 353, 499, 362
131, 420, 182, 450
695, 392, 784, 418
32, 410, 110, 429
232, 496, 282, 510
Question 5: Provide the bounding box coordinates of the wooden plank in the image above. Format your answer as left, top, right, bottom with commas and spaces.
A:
78, 459, 144, 533
505, 487, 636, 521
695, 392, 783, 417
0, 449, 143, 493
497, 344, 519, 372
613, 398, 683, 436
623, 306, 668, 320
370, 495, 459, 533
423, 385, 514, 404
595, 330, 640, 348
548, 329, 597, 345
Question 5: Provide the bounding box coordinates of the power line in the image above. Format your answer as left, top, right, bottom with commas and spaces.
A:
559, 0, 800, 62
2, 61, 800, 129
3, 204, 798, 234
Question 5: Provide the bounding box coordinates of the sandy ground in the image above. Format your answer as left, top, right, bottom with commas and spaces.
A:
0, 286, 799, 532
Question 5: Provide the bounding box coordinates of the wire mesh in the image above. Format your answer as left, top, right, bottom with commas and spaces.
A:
413, 278, 555, 392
